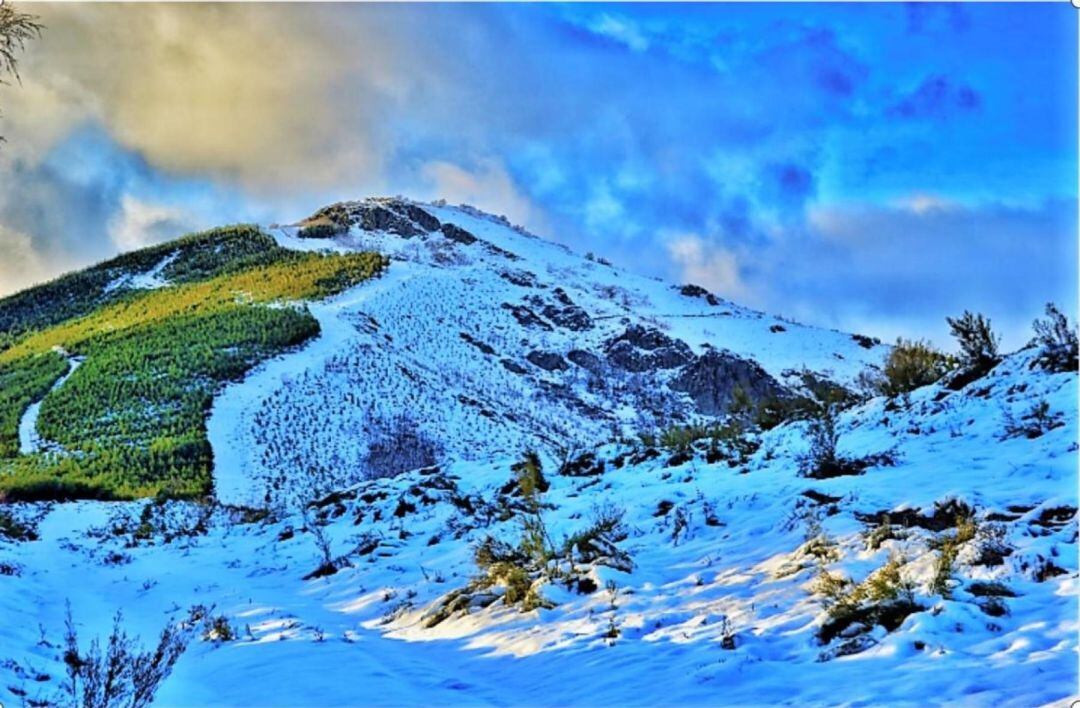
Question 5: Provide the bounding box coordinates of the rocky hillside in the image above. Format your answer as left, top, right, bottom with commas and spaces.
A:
213, 197, 888, 507
0, 197, 1074, 706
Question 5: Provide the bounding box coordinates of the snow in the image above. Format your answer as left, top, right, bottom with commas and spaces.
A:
103, 252, 178, 293
208, 203, 890, 505
0, 201, 1075, 706
17, 354, 83, 454
1, 345, 1075, 706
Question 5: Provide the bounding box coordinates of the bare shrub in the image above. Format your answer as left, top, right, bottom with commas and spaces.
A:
62, 603, 197, 708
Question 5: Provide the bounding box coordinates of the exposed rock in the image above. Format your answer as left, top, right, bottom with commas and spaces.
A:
528, 288, 593, 331
305, 198, 441, 238
678, 283, 721, 306
501, 303, 553, 331
441, 223, 477, 245
500, 359, 528, 375
499, 270, 539, 288
483, 242, 521, 261
669, 349, 790, 415
459, 332, 496, 356
567, 349, 603, 372
605, 325, 693, 372
402, 204, 442, 232
527, 350, 570, 372
559, 451, 605, 477
852, 333, 880, 349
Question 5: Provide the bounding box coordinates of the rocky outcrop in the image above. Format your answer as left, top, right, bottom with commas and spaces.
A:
527, 350, 570, 372
305, 198, 441, 238
567, 349, 603, 372
501, 303, 553, 331
670, 349, 790, 415
528, 289, 593, 332
441, 223, 477, 245
605, 325, 693, 372
459, 332, 496, 356
499, 270, 539, 288
678, 283, 721, 306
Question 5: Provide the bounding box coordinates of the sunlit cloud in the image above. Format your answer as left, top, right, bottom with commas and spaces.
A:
0, 2, 1073, 348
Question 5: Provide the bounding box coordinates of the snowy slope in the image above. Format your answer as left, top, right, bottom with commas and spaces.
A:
210, 198, 888, 507
0, 197, 1074, 707
0, 346, 1074, 706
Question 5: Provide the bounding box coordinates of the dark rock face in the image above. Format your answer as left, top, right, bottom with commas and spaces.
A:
526, 350, 570, 372
459, 332, 496, 356
357, 205, 425, 236
679, 284, 721, 306
670, 349, 790, 415
501, 303, 553, 331
528, 288, 593, 332
305, 199, 441, 238
441, 223, 477, 245
402, 204, 442, 232
559, 451, 605, 477
500, 359, 527, 375
605, 325, 693, 372
499, 270, 539, 288
567, 349, 603, 372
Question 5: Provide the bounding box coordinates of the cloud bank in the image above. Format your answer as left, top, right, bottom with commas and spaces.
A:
0, 3, 1074, 349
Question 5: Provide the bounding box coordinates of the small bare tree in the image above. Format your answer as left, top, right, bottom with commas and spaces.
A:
0, 3, 41, 82
62, 603, 196, 708
0, 2, 42, 142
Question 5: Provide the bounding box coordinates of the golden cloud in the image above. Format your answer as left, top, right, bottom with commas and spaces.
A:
1, 3, 406, 189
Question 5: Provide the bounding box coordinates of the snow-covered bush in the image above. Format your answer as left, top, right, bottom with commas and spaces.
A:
799, 405, 840, 477
1031, 302, 1078, 373
815, 555, 921, 648
1003, 399, 1064, 440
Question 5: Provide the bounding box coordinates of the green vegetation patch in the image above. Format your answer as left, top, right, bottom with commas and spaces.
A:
0, 244, 386, 502
0, 351, 69, 458
0, 225, 289, 354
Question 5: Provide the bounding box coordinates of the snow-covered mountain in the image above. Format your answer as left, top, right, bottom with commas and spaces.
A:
0, 197, 1075, 706
211, 198, 887, 506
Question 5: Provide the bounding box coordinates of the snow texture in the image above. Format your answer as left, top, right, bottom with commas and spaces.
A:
0, 200, 1075, 707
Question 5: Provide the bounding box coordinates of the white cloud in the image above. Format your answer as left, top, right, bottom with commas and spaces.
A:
0, 224, 50, 295
108, 195, 193, 252
665, 233, 750, 301
419, 159, 543, 233
587, 14, 650, 52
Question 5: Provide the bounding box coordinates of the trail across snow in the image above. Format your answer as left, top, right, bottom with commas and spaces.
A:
208, 261, 422, 506
18, 356, 82, 455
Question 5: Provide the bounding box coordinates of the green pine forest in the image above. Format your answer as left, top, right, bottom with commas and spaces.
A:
0, 225, 386, 502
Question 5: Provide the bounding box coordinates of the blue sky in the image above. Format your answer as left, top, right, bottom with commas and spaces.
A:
0, 2, 1075, 348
